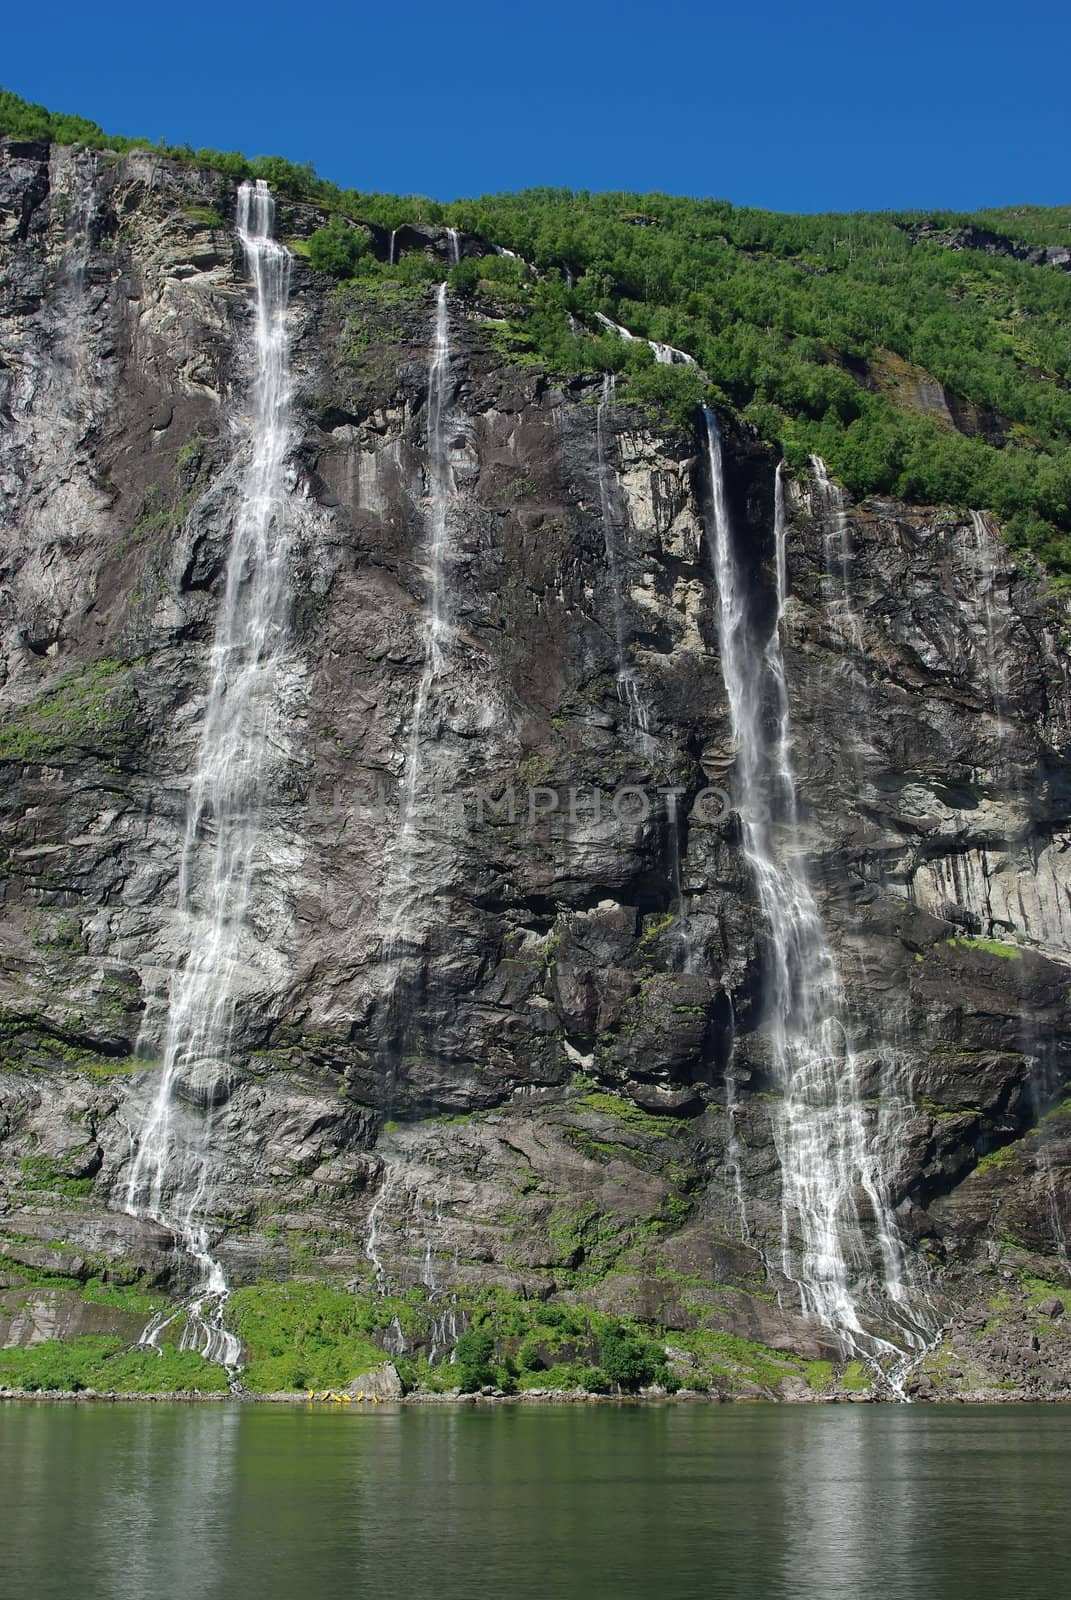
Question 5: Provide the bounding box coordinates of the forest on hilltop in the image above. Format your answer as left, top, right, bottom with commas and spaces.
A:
4, 85, 1070, 576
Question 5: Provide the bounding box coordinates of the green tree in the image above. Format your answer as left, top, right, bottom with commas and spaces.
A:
307, 219, 368, 279
454, 1328, 495, 1392
599, 1324, 661, 1391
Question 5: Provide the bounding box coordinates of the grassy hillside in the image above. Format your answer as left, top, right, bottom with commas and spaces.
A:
3, 86, 1070, 576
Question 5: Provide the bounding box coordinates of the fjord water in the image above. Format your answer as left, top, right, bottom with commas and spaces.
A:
4, 1404, 1070, 1600
124, 181, 294, 1365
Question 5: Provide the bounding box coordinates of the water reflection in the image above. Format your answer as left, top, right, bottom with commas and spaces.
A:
3, 1404, 1071, 1600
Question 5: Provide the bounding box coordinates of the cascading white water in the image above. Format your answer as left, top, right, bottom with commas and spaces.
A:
595, 374, 648, 733
379, 281, 454, 956
810, 455, 863, 656
125, 180, 294, 1369
704, 412, 928, 1370
446, 227, 461, 266
593, 311, 695, 366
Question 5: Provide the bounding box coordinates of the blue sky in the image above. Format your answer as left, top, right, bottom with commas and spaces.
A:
5, 0, 1068, 210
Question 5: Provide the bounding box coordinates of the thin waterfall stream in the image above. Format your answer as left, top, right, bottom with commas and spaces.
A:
380, 280, 453, 958
703, 411, 933, 1378
124, 180, 294, 1369
368, 280, 456, 1286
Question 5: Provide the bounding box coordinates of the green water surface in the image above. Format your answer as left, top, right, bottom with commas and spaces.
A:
2, 1402, 1067, 1599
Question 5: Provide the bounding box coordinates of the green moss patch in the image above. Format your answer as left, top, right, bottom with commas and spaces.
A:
0, 660, 135, 762
18, 1156, 93, 1199
945, 937, 1022, 960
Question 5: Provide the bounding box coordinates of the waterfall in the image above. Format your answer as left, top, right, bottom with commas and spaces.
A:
595, 374, 648, 733
703, 412, 927, 1367
388, 228, 398, 266
810, 455, 863, 655
364, 1165, 397, 1294
722, 1004, 751, 1243
593, 311, 695, 367
446, 227, 461, 265
380, 281, 453, 956
124, 181, 294, 1369
968, 509, 1011, 740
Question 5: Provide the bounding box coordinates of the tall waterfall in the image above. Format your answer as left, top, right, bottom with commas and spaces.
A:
125, 181, 294, 1366
703, 412, 926, 1367
380, 281, 453, 956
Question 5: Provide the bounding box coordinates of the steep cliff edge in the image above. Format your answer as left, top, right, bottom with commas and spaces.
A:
1, 141, 1069, 1399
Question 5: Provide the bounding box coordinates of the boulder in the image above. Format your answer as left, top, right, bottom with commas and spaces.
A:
346, 1362, 405, 1401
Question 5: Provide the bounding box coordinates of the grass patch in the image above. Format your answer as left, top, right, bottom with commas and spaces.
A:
18, 1156, 93, 1199
945, 937, 1022, 960
227, 1283, 386, 1392
183, 205, 223, 228
0, 1337, 227, 1393
0, 660, 134, 762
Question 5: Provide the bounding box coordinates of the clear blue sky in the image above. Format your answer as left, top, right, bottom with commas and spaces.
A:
5, 0, 1069, 211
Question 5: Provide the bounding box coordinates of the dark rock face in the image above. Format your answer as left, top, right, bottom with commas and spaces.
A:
1, 141, 1069, 1386
905, 219, 1071, 272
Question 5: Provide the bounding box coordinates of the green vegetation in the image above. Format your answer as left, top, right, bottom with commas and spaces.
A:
457, 1288, 672, 1393
0, 1274, 884, 1398
0, 1013, 153, 1080
18, 1155, 93, 1199
599, 1323, 668, 1391
945, 936, 1022, 960
0, 659, 133, 762
976, 1140, 1020, 1174
226, 1282, 385, 1392
453, 1329, 496, 1392
307, 218, 370, 277
5, 83, 1071, 570
0, 1336, 228, 1393
430, 192, 1071, 574
184, 206, 223, 228
572, 1078, 685, 1139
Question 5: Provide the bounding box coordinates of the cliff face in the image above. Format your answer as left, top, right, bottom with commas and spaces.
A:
1, 141, 1070, 1395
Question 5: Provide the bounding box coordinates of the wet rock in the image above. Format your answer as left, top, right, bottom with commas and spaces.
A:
0, 1287, 146, 1348
0, 137, 1070, 1389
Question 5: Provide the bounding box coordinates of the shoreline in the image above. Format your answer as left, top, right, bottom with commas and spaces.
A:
3, 1385, 1070, 1407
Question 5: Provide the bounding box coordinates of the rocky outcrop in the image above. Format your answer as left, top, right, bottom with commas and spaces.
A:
1, 140, 1069, 1393
905, 219, 1071, 271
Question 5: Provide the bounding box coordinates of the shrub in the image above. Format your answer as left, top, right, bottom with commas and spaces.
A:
454, 1328, 496, 1391
519, 1338, 546, 1371
599, 1323, 663, 1391
307, 219, 368, 279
